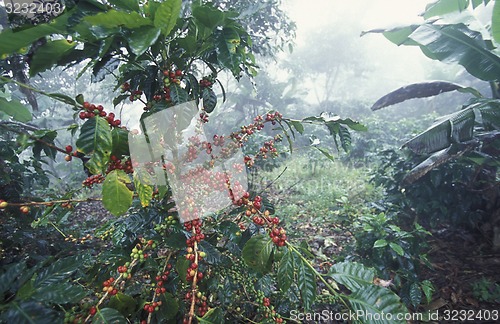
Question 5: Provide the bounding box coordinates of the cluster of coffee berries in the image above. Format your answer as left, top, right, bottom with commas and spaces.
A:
130, 244, 148, 262
270, 227, 287, 247
107, 155, 133, 174
154, 264, 172, 295
184, 219, 205, 247
129, 90, 143, 102
116, 262, 133, 280
255, 291, 283, 323
97, 226, 115, 241
199, 111, 209, 123
79, 102, 121, 127
154, 215, 178, 232
183, 291, 209, 320
82, 174, 105, 188
61, 201, 73, 209
230, 111, 282, 145
102, 277, 118, 296
143, 300, 163, 314
199, 76, 213, 88
163, 69, 183, 86
64, 233, 92, 244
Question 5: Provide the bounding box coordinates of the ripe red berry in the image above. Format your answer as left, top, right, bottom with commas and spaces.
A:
19, 206, 30, 214
89, 306, 97, 316
65, 145, 73, 153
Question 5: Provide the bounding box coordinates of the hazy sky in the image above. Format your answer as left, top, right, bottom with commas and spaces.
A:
283, 0, 442, 101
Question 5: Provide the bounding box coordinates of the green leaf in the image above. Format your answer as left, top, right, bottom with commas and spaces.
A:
0, 11, 72, 55
170, 83, 188, 104
198, 240, 223, 265
32, 282, 86, 304
493, 0, 500, 44
176, 257, 190, 284
242, 234, 274, 273
373, 239, 388, 248
30, 40, 76, 76
76, 117, 113, 174
423, 0, 469, 19
277, 249, 294, 292
288, 120, 304, 134
108, 0, 139, 11
108, 293, 137, 317
133, 170, 153, 208
198, 308, 224, 324
156, 293, 179, 320
192, 5, 225, 30
154, 0, 182, 36
0, 98, 32, 122
295, 254, 317, 311
102, 170, 133, 216
92, 308, 127, 324
34, 255, 85, 288
328, 261, 375, 292
202, 88, 217, 113
0, 261, 26, 297
421, 280, 435, 304
128, 26, 161, 56
409, 23, 500, 81
0, 301, 61, 324
389, 242, 405, 256
111, 127, 130, 157
314, 146, 335, 161
348, 285, 408, 324
84, 10, 152, 29
408, 282, 422, 308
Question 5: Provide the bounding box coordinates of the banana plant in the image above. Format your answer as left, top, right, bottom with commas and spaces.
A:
362, 0, 500, 184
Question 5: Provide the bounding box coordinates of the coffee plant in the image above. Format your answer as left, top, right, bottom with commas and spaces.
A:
1, 0, 409, 323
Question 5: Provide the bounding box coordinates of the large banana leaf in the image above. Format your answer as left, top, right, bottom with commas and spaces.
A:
403, 106, 475, 154
408, 23, 500, 81
363, 23, 500, 81
370, 81, 481, 111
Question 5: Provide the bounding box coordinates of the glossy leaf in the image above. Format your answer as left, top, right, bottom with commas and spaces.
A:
29, 40, 76, 76
170, 83, 188, 104
102, 170, 133, 216
202, 88, 217, 113
409, 23, 500, 81
92, 308, 127, 324
242, 235, 274, 273
389, 242, 405, 256
111, 127, 130, 157
176, 257, 189, 284
0, 12, 71, 55
76, 117, 113, 174
34, 255, 84, 287
133, 170, 154, 208
277, 249, 294, 292
0, 98, 32, 122
84, 10, 152, 29
32, 282, 86, 304
108, 293, 137, 317
408, 282, 422, 308
373, 239, 388, 248
422, 0, 469, 19
128, 26, 161, 56
0, 301, 61, 324
328, 261, 376, 291
156, 293, 179, 320
348, 285, 408, 324
295, 254, 316, 311
192, 5, 225, 30
154, 0, 182, 36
